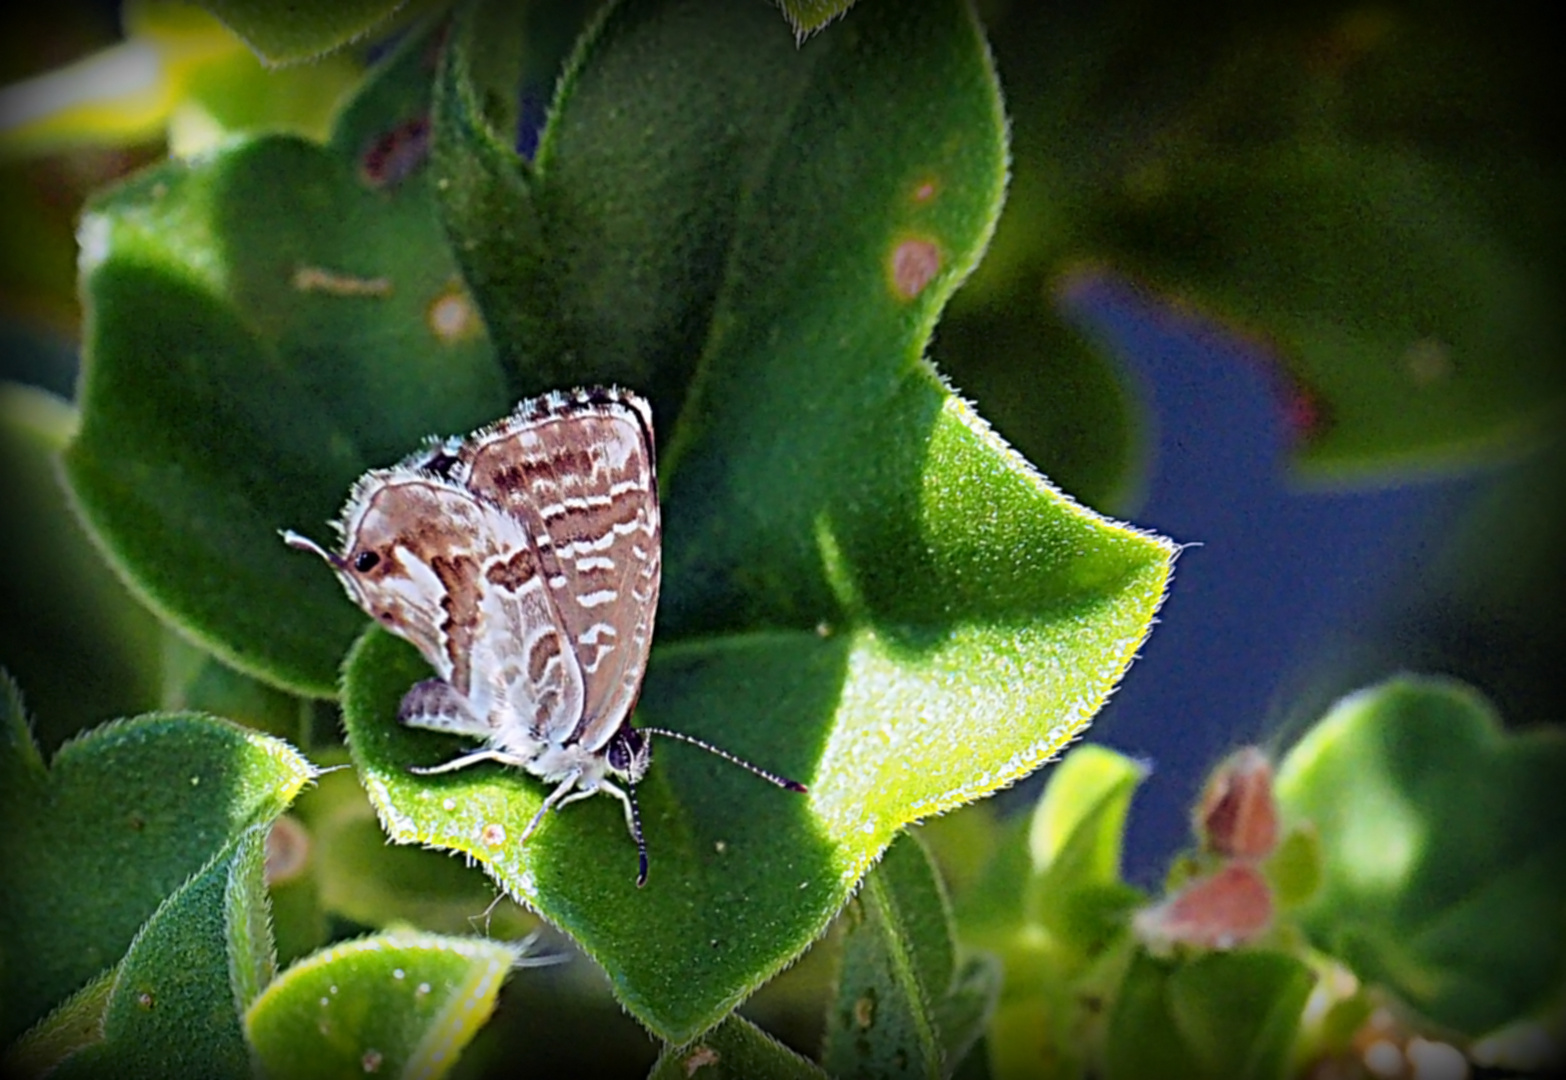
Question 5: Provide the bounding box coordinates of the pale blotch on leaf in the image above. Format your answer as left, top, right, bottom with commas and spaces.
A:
292, 265, 393, 298
428, 281, 482, 343
1404, 337, 1453, 385
682, 1044, 720, 1076
889, 236, 942, 300
264, 815, 312, 885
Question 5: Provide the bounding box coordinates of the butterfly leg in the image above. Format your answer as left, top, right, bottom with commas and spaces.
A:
592, 781, 639, 842
522, 770, 586, 841
410, 748, 536, 775
518, 776, 650, 886
399, 678, 490, 737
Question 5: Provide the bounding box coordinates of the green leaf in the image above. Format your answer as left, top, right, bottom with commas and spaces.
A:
0, 385, 163, 751
1091, 141, 1564, 481
1026, 746, 1147, 952
345, 0, 1172, 1043
244, 928, 521, 1080
777, 0, 860, 41
1275, 675, 1566, 1036
649, 1015, 828, 1080
63, 79, 507, 694
1102, 949, 1315, 1080
822, 833, 1000, 1079
952, 746, 1148, 1080
193, 0, 412, 64
3, 970, 116, 1079
1029, 745, 1144, 876
300, 767, 533, 936
1265, 826, 1321, 911
933, 284, 1142, 514
0, 688, 315, 1047
48, 827, 275, 1079
430, 0, 558, 383
7, 822, 279, 1079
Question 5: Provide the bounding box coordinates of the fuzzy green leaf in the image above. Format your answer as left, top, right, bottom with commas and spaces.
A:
649, 1015, 828, 1080
1276, 676, 1566, 1036
1026, 744, 1148, 950
299, 767, 532, 936
1103, 949, 1315, 1080
933, 279, 1141, 514
63, 47, 507, 694
43, 827, 274, 1079
193, 0, 411, 64
777, 0, 860, 40
0, 688, 315, 1047
822, 833, 1000, 1079
430, 1, 559, 380
245, 928, 520, 1080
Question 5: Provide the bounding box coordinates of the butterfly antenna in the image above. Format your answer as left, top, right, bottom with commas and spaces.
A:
627, 783, 649, 888
640, 728, 808, 793
280, 529, 347, 571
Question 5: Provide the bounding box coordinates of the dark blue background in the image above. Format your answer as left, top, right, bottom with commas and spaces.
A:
1054, 274, 1492, 883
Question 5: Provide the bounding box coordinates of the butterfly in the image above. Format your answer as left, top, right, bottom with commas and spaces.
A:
283, 386, 804, 885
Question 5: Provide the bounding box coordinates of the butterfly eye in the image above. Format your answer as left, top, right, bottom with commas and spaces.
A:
352, 550, 381, 572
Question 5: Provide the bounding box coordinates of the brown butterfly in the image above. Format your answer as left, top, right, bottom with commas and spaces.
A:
283, 387, 804, 885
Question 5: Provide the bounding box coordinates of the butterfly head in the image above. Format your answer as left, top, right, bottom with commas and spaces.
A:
605, 724, 653, 785
281, 476, 483, 664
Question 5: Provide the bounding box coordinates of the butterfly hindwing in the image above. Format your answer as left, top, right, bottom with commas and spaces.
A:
458, 389, 661, 753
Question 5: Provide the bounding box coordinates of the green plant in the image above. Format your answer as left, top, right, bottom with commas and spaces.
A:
2, 0, 1561, 1077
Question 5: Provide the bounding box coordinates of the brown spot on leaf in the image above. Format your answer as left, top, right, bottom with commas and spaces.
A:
360, 114, 431, 189
889, 237, 941, 299
854, 990, 876, 1029
911, 177, 939, 203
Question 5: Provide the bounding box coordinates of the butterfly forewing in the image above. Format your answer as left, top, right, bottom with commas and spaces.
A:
335, 473, 586, 735
459, 390, 661, 752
